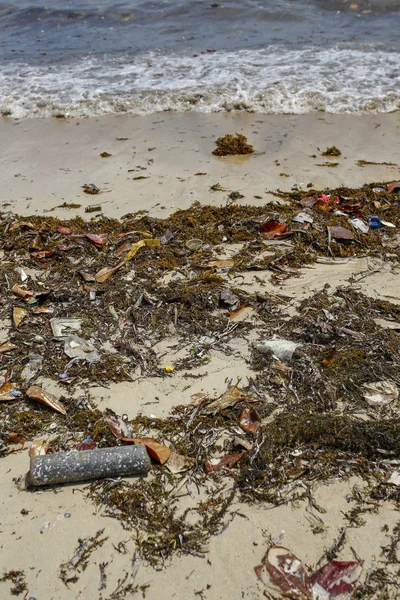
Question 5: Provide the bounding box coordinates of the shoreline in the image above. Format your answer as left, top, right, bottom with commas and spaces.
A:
1, 112, 400, 220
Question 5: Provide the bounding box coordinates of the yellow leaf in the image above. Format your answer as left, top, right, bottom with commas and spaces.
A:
125, 238, 160, 261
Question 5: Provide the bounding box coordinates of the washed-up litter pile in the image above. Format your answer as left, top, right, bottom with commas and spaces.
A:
1, 180, 400, 597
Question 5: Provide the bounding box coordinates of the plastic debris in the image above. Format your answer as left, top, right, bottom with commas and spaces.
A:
185, 238, 202, 251
50, 317, 82, 339
368, 216, 381, 229
165, 365, 174, 373
64, 335, 100, 363
29, 445, 151, 486
253, 339, 299, 363
350, 218, 369, 233
311, 560, 362, 598
21, 353, 43, 381
26, 385, 66, 415
255, 546, 311, 598
362, 381, 398, 406
82, 183, 100, 194
293, 212, 314, 224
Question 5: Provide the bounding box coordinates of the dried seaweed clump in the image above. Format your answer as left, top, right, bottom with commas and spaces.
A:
212, 133, 254, 156
322, 146, 341, 157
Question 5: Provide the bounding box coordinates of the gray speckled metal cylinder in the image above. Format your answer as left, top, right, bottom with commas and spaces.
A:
29, 445, 151, 486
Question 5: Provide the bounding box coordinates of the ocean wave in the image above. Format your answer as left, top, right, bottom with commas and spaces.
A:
1, 46, 399, 118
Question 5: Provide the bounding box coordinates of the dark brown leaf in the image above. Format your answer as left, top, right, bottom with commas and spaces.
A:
328, 226, 355, 240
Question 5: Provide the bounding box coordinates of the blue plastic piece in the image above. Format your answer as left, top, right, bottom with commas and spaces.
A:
368, 216, 381, 229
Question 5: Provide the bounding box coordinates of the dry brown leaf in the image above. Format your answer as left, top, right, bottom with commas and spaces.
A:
26, 385, 66, 415
78, 271, 96, 282
12, 284, 34, 302
230, 305, 255, 322
0, 341, 17, 354
13, 307, 27, 328
0, 382, 18, 402
239, 407, 261, 434
387, 181, 400, 193
32, 306, 54, 315
165, 451, 195, 474
8, 433, 26, 446
131, 437, 171, 464
95, 261, 124, 283
30, 249, 56, 259
9, 221, 36, 231
203, 385, 260, 414
205, 452, 244, 473
207, 259, 234, 268
29, 439, 49, 457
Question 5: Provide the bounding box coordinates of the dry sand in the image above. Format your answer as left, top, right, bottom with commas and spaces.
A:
1, 113, 400, 599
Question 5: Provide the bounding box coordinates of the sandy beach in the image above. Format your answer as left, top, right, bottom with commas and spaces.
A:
1, 112, 400, 600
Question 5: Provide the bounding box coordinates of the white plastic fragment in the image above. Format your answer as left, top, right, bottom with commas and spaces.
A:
350, 218, 369, 234
253, 339, 299, 363
51, 318, 82, 339
64, 335, 100, 363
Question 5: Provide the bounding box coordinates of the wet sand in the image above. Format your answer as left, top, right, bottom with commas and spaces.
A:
0, 112, 400, 599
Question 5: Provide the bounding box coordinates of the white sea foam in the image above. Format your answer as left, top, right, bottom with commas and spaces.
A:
1, 46, 399, 118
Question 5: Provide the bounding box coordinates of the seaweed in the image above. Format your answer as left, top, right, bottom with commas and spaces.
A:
322, 146, 341, 157
59, 529, 108, 587
212, 134, 254, 156
0, 570, 27, 596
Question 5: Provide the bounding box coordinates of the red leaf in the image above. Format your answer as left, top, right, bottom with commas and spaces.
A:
261, 221, 288, 239
239, 407, 261, 434
311, 560, 362, 597
205, 452, 243, 472
328, 226, 355, 240
85, 233, 108, 248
